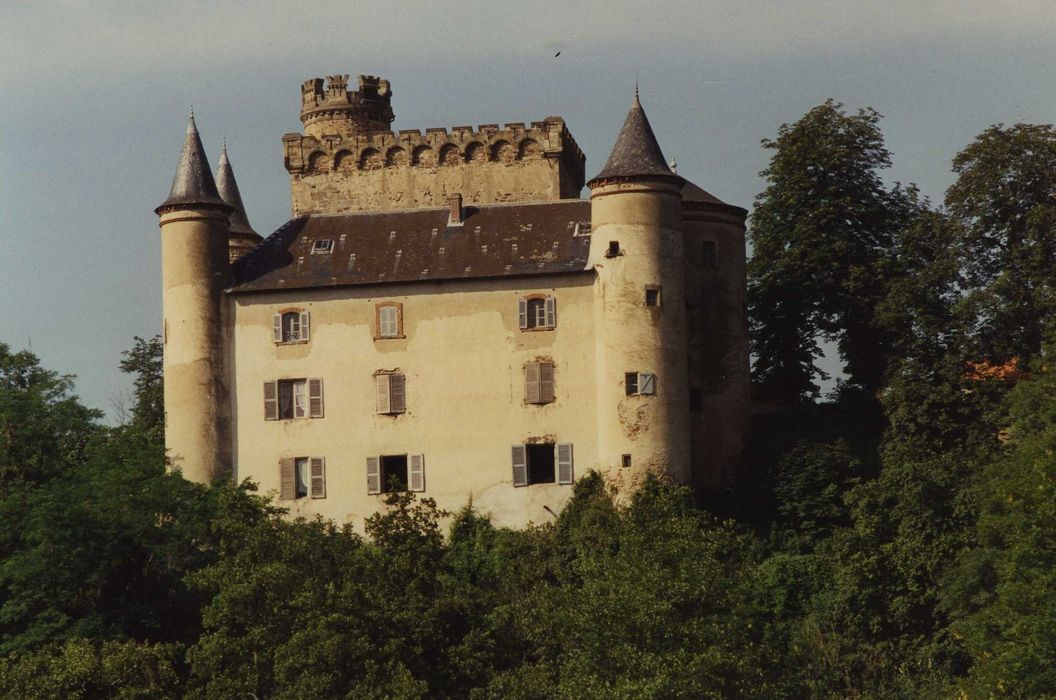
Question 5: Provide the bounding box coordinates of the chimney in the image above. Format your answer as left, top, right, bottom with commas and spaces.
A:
447, 192, 464, 226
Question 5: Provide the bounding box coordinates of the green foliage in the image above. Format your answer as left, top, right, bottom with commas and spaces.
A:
748, 100, 917, 399
118, 336, 164, 448
0, 639, 183, 700
0, 344, 101, 490
946, 123, 1056, 363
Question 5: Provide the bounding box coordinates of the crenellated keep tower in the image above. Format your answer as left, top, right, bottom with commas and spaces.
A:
282, 74, 586, 216
588, 94, 692, 486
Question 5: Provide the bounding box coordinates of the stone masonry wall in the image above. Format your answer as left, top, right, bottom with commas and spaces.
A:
283, 118, 586, 215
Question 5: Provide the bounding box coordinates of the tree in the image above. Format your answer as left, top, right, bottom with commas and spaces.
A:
118, 336, 164, 448
0, 344, 101, 490
748, 100, 917, 399
945, 123, 1056, 364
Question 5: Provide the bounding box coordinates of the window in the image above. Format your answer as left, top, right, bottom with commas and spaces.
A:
264, 378, 324, 420
525, 361, 555, 404
273, 310, 310, 343
511, 443, 573, 486
606, 240, 620, 257
279, 456, 325, 500
375, 302, 404, 339
645, 287, 661, 307
702, 240, 717, 269
622, 453, 632, 468
376, 373, 406, 414
625, 372, 656, 396
311, 239, 334, 254
518, 295, 556, 330
366, 454, 425, 494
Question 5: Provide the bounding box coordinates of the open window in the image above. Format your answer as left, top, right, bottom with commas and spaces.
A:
518, 295, 556, 330
279, 457, 326, 500
625, 372, 656, 396
264, 378, 324, 420
511, 443, 573, 486
273, 309, 310, 343
366, 454, 425, 494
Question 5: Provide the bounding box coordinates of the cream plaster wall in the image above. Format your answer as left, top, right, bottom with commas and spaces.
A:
587, 181, 692, 489
228, 273, 599, 530
159, 207, 232, 484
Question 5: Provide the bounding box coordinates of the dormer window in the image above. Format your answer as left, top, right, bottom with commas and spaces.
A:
311, 239, 334, 254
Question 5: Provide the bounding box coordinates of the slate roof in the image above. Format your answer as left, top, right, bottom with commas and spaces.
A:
215, 143, 259, 238
229, 200, 593, 294
156, 114, 229, 213
588, 94, 681, 186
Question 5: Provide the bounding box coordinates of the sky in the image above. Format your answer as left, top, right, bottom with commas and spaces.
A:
1, 1, 1055, 420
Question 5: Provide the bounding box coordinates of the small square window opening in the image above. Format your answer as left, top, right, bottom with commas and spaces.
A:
621, 453, 632, 468
606, 240, 620, 257
645, 287, 661, 307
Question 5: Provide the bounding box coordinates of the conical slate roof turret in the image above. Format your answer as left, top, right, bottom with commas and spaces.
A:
588, 91, 681, 187
215, 142, 258, 237
156, 113, 229, 214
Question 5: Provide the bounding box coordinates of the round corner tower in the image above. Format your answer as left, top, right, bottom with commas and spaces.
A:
155, 115, 233, 484
588, 94, 692, 487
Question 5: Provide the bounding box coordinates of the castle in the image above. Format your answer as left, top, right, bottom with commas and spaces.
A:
155, 74, 749, 528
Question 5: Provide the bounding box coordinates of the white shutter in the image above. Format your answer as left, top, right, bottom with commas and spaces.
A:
308, 378, 324, 418
263, 381, 279, 421
539, 362, 555, 403
544, 296, 556, 327
376, 374, 391, 414
409, 454, 425, 492
279, 458, 295, 500
525, 362, 541, 403
557, 443, 573, 484
518, 298, 528, 329
366, 456, 381, 495
310, 457, 326, 498
639, 373, 656, 395
300, 311, 310, 341
512, 445, 528, 487
273, 313, 283, 342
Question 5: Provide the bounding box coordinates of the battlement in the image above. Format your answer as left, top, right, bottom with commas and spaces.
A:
300, 74, 394, 139
283, 112, 587, 215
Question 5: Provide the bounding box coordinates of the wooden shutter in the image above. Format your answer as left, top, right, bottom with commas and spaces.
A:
409, 454, 425, 492
376, 374, 391, 413
525, 362, 541, 403
300, 311, 310, 341
308, 378, 324, 418
539, 362, 555, 403
557, 443, 574, 484
545, 296, 556, 327
264, 381, 279, 420
279, 458, 296, 500
273, 314, 283, 342
310, 457, 326, 498
366, 456, 381, 495
518, 298, 528, 329
639, 373, 656, 395
390, 373, 406, 413
512, 445, 528, 487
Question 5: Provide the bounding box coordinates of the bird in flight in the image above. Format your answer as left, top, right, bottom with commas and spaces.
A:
554, 51, 561, 58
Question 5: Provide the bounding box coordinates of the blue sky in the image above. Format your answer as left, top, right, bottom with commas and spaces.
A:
1, 1, 1054, 419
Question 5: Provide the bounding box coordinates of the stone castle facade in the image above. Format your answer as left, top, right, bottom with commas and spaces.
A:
155, 74, 749, 529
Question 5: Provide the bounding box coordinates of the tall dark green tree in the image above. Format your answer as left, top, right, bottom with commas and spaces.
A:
945, 123, 1056, 364
748, 100, 917, 399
